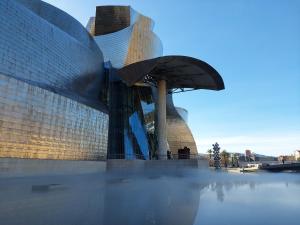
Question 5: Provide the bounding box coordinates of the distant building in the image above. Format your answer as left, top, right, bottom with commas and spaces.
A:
239, 150, 276, 162
254, 154, 277, 162
245, 150, 255, 161
278, 155, 295, 162
295, 150, 300, 161
245, 150, 252, 157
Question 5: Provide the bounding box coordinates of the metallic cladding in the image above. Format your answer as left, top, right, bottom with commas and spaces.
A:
0, 0, 108, 160
124, 15, 162, 66
86, 17, 96, 36
175, 107, 188, 123
0, 0, 105, 103
92, 6, 197, 157
116, 56, 224, 90
93, 6, 163, 69
0, 74, 108, 160
95, 26, 134, 68
15, 0, 101, 56
95, 6, 131, 36
166, 94, 198, 155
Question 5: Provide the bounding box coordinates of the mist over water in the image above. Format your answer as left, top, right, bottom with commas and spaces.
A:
0, 168, 299, 225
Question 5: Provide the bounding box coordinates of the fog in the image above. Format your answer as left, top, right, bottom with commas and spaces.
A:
0, 168, 300, 225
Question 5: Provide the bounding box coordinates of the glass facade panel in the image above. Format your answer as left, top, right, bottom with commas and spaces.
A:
129, 112, 150, 159
107, 76, 153, 159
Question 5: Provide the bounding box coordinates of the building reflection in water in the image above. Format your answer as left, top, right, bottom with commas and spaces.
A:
102, 170, 204, 225
207, 180, 258, 202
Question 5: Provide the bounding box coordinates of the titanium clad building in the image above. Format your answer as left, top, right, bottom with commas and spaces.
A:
87, 6, 204, 159
0, 0, 108, 160
0, 1, 224, 161
87, 6, 163, 159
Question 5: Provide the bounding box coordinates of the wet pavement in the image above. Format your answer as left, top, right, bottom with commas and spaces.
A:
0, 170, 299, 225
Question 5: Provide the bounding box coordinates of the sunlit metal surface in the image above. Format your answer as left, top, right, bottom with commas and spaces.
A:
175, 107, 188, 123
0, 74, 108, 160
0, 0, 108, 160
166, 94, 198, 155
89, 6, 163, 159
0, 0, 105, 104
92, 6, 163, 69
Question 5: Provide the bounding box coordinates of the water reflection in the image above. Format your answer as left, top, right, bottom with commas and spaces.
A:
194, 172, 300, 225
207, 180, 258, 202
0, 170, 299, 225
102, 172, 203, 225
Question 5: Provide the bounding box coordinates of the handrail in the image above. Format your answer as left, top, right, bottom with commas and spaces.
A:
107, 153, 205, 160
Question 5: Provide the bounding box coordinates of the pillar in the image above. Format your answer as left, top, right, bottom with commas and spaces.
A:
157, 79, 168, 160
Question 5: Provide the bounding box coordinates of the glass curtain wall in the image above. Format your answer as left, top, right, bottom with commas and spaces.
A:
107, 70, 154, 159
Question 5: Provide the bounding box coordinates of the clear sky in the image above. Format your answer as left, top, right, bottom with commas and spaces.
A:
44, 0, 300, 156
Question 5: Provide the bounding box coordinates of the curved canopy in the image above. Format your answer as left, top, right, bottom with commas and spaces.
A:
117, 56, 225, 90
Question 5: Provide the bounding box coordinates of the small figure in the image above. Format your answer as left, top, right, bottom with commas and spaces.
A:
167, 150, 172, 160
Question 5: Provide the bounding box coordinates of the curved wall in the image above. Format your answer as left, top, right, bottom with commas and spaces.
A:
91, 6, 198, 157
166, 95, 198, 155
0, 0, 108, 161
95, 6, 131, 36
94, 26, 134, 68
0, 0, 104, 103
93, 7, 163, 69
16, 0, 101, 56
175, 107, 188, 123
0, 73, 108, 160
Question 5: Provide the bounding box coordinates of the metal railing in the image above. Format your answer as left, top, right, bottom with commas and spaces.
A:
107, 153, 205, 160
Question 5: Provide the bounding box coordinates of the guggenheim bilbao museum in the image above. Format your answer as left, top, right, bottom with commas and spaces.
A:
0, 0, 224, 161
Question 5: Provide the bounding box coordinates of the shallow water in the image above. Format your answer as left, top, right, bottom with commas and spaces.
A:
0, 170, 299, 225
194, 172, 300, 225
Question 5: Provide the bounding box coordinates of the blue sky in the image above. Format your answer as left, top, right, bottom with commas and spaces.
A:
44, 0, 300, 156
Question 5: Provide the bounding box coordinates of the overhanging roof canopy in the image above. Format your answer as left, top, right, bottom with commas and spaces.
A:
117, 56, 225, 91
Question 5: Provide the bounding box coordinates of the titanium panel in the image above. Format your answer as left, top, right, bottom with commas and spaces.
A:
0, 0, 104, 105
0, 0, 108, 160
86, 17, 96, 36
95, 26, 134, 68
95, 6, 130, 36
15, 0, 101, 56
0, 74, 108, 160
166, 94, 198, 155
175, 107, 188, 123
93, 6, 163, 69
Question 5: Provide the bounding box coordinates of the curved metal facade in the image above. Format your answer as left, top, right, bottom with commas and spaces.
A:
88, 6, 164, 159
88, 6, 198, 158
166, 95, 198, 155
175, 107, 189, 123
0, 0, 105, 103
91, 6, 163, 69
0, 73, 108, 160
0, 1, 201, 161
0, 0, 108, 160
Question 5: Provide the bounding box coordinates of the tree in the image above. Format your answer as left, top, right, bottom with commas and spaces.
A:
207, 149, 212, 160
233, 153, 240, 167
207, 149, 213, 167
221, 150, 230, 167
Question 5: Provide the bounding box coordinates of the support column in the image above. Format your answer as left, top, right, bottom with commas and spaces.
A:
157, 79, 168, 160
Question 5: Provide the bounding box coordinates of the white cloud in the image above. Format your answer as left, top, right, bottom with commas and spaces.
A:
196, 133, 300, 156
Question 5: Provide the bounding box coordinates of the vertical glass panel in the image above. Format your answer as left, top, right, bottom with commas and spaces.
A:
129, 112, 149, 159
124, 129, 135, 159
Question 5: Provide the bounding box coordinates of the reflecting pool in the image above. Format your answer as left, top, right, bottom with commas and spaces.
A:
0, 169, 299, 225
